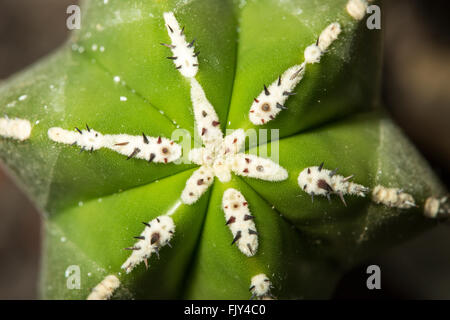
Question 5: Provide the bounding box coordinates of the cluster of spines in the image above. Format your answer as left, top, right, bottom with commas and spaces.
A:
222, 188, 258, 257
48, 125, 181, 163
121, 215, 175, 274
297, 162, 368, 206
162, 12, 199, 78
0, 117, 32, 141
297, 163, 421, 210
249, 22, 341, 125
248, 65, 305, 125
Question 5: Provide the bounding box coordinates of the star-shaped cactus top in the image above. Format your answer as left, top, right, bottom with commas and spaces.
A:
116, 11, 289, 282
180, 77, 288, 205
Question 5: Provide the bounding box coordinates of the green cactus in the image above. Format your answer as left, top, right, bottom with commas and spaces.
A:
0, 0, 447, 299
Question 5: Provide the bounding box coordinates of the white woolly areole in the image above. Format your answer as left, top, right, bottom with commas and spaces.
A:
304, 22, 341, 64
121, 215, 175, 274
424, 196, 448, 219
371, 185, 416, 209
48, 127, 181, 163
48, 127, 78, 144
249, 22, 340, 125
250, 274, 272, 299
346, 0, 368, 20
222, 188, 258, 256
231, 154, 288, 181
304, 44, 322, 64
317, 22, 342, 52
223, 129, 246, 154
0, 117, 32, 141
87, 275, 120, 300
249, 64, 305, 125
298, 165, 369, 200
190, 78, 223, 145
163, 12, 198, 78
181, 166, 215, 204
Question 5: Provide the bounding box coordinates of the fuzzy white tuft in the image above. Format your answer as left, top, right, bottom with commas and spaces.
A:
424, 196, 449, 219
0, 117, 32, 141
250, 274, 273, 299
190, 78, 223, 145
305, 22, 341, 64
231, 154, 288, 181
108, 134, 181, 163
181, 166, 215, 204
48, 127, 78, 145
304, 44, 322, 64
222, 188, 258, 256
121, 215, 175, 274
298, 165, 369, 203
346, 0, 368, 20
371, 185, 416, 209
87, 275, 120, 300
163, 12, 198, 78
317, 22, 342, 52
249, 64, 305, 125
48, 127, 181, 163
223, 129, 246, 155
188, 147, 206, 166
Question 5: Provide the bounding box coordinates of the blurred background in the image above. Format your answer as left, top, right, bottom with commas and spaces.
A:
0, 0, 449, 299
